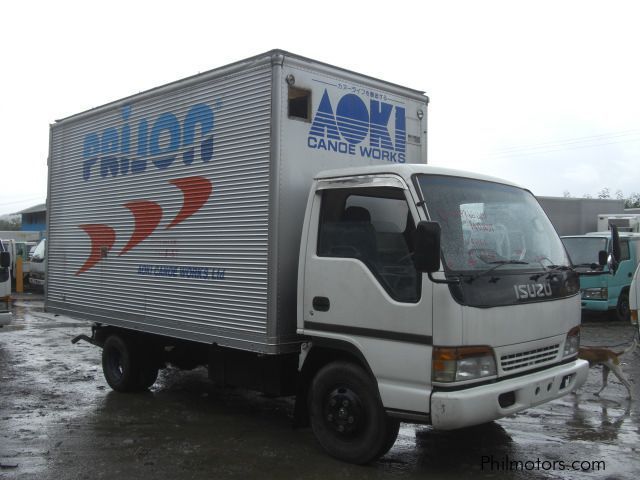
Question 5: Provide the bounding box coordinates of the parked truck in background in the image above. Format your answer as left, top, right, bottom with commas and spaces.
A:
0, 240, 12, 325
28, 238, 46, 289
597, 214, 640, 233
561, 232, 640, 321
47, 50, 588, 464
0, 238, 37, 288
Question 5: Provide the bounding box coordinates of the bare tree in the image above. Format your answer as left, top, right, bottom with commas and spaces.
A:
626, 192, 640, 208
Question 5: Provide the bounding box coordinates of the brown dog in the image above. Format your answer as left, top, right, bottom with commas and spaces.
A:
578, 334, 638, 399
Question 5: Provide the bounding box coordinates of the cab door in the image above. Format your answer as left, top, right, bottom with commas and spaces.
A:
301, 177, 433, 414
611, 239, 639, 319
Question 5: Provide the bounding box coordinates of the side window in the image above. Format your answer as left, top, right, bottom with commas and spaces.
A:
288, 87, 311, 121
619, 240, 630, 261
317, 187, 420, 303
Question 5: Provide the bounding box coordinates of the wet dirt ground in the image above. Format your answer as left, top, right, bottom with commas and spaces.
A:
1, 296, 639, 480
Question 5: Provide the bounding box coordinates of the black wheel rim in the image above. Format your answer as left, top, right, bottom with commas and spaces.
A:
323, 386, 365, 437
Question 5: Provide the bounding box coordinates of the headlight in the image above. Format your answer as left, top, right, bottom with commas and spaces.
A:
433, 346, 497, 382
563, 326, 580, 357
581, 287, 608, 300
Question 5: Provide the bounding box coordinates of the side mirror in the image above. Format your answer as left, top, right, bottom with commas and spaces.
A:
609, 224, 621, 274
413, 221, 442, 273
598, 250, 608, 267
611, 224, 621, 259
0, 251, 9, 269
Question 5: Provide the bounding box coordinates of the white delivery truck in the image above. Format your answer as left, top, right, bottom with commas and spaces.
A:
597, 214, 640, 233
0, 240, 11, 325
0, 238, 37, 287
47, 50, 588, 464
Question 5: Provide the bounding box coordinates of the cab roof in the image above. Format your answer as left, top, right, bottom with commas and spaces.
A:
314, 164, 525, 190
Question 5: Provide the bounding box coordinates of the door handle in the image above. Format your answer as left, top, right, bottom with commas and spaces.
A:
313, 296, 330, 312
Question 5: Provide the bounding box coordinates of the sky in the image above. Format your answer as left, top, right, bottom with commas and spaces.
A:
1, 0, 639, 216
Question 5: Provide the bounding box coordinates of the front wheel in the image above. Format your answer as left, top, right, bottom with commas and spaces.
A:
308, 361, 398, 464
615, 290, 630, 322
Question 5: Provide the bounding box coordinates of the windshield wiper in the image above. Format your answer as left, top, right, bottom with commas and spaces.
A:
574, 262, 598, 268
488, 260, 529, 265
528, 263, 573, 280
544, 264, 572, 270
465, 260, 529, 283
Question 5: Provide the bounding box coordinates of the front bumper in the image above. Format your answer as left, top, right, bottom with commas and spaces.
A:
430, 359, 588, 430
580, 299, 610, 312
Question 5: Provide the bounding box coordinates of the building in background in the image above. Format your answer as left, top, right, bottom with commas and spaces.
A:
1, 203, 47, 242
18, 203, 46, 234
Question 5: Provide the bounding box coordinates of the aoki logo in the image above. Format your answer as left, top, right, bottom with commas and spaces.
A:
514, 282, 552, 300
82, 103, 215, 181
76, 176, 212, 275
307, 89, 406, 163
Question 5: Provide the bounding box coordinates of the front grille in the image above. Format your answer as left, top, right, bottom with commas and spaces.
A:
501, 344, 560, 372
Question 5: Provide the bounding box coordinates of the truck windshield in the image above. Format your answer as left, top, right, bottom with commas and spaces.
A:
561, 237, 607, 266
417, 175, 569, 274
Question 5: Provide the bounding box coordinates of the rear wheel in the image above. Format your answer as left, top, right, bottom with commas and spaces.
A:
308, 361, 398, 464
102, 334, 158, 392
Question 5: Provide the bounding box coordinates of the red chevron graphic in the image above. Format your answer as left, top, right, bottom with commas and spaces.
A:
166, 176, 212, 229
76, 176, 213, 274
119, 201, 163, 255
75, 224, 116, 275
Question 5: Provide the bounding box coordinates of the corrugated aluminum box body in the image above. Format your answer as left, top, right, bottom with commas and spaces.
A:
46, 50, 428, 354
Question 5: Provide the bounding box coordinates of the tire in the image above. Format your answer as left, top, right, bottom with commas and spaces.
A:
377, 417, 401, 458
102, 334, 158, 392
308, 361, 396, 464
616, 290, 630, 322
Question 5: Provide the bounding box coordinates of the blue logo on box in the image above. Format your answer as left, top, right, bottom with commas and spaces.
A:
307, 89, 406, 162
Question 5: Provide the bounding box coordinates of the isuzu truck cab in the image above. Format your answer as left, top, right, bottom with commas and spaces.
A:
298, 165, 587, 440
